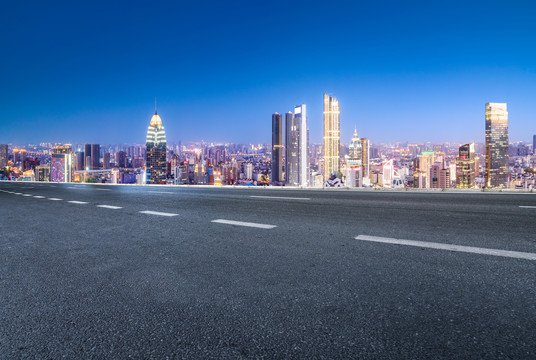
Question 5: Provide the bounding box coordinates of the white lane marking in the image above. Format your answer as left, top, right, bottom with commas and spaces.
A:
211, 219, 277, 229
355, 235, 536, 261
22, 194, 32, 197
33, 196, 45, 199
139, 210, 178, 217
48, 198, 62, 201
68, 201, 88, 204
519, 206, 536, 209
97, 205, 123, 209
147, 191, 173, 194
14, 193, 22, 195
95, 189, 111, 191
250, 195, 311, 201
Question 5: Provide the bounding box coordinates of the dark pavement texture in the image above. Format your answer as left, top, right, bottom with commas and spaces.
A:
1, 182, 535, 359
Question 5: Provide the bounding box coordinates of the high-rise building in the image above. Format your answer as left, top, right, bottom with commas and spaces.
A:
103, 152, 111, 169
347, 128, 363, 187
0, 144, 8, 168
51, 145, 73, 183
84, 144, 100, 170
285, 111, 298, 185
146, 110, 167, 184
485, 102, 509, 188
533, 134, 536, 154
115, 151, 127, 168
323, 94, 340, 179
295, 104, 309, 187
456, 142, 479, 188
359, 138, 370, 179
430, 161, 450, 189
74, 152, 85, 170
271, 113, 283, 183
414, 151, 436, 188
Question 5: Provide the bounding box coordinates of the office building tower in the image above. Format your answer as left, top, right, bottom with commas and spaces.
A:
74, 152, 85, 170
414, 151, 436, 188
35, 165, 50, 182
295, 104, 309, 187
485, 103, 509, 188
84, 144, 100, 170
323, 94, 340, 178
103, 152, 111, 169
0, 144, 7, 168
146, 109, 167, 184
51, 145, 73, 183
116, 151, 127, 168
456, 142, 479, 189
359, 138, 370, 179
430, 161, 450, 189
271, 113, 283, 183
285, 111, 298, 185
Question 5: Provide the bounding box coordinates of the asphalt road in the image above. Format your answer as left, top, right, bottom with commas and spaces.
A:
1, 182, 535, 359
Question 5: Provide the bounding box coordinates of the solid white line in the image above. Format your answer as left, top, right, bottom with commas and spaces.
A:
139, 210, 178, 217
250, 195, 311, 201
48, 198, 62, 201
33, 196, 45, 199
519, 206, 536, 209
355, 235, 536, 261
97, 205, 123, 209
211, 219, 277, 229
68, 201, 88, 204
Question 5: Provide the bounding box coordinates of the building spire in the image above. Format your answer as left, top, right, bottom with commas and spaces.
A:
353, 125, 358, 139
155, 96, 157, 115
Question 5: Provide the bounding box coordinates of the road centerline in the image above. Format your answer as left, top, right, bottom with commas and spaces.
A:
355, 235, 536, 261
97, 205, 123, 209
211, 219, 277, 229
519, 205, 536, 209
68, 201, 89, 204
249, 195, 311, 201
139, 210, 178, 217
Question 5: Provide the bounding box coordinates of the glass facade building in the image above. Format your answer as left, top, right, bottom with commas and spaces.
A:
485, 103, 508, 188
285, 104, 309, 186
456, 142, 479, 188
323, 94, 340, 179
271, 113, 283, 183
146, 110, 167, 184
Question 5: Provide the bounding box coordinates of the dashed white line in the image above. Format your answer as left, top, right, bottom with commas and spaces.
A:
97, 205, 123, 209
68, 201, 89, 204
33, 196, 45, 199
355, 235, 536, 261
250, 195, 311, 201
519, 206, 536, 209
14, 193, 22, 195
95, 188, 111, 191
211, 219, 277, 229
48, 198, 62, 201
139, 210, 178, 217
22, 194, 32, 197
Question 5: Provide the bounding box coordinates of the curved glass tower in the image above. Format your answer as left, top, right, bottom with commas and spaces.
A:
146, 110, 167, 184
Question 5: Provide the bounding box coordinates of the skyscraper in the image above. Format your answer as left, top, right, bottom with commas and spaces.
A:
0, 144, 8, 168
285, 111, 298, 185
271, 113, 283, 183
430, 161, 450, 189
533, 134, 536, 154
485, 103, 509, 188
146, 110, 167, 184
103, 152, 111, 169
323, 94, 340, 179
295, 104, 309, 187
359, 137, 369, 180
51, 145, 72, 183
284, 104, 309, 186
456, 142, 479, 188
84, 144, 100, 170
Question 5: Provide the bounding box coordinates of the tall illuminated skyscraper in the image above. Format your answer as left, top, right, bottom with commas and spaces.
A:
84, 144, 100, 170
323, 94, 340, 179
271, 113, 283, 183
146, 109, 167, 184
456, 142, 479, 188
359, 137, 369, 179
485, 103, 509, 188
285, 105, 309, 186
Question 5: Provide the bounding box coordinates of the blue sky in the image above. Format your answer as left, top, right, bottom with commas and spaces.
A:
1, 0, 535, 145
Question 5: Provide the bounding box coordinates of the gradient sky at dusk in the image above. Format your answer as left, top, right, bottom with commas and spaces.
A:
1, 0, 535, 145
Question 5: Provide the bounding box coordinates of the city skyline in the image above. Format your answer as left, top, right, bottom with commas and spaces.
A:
1, 1, 536, 144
